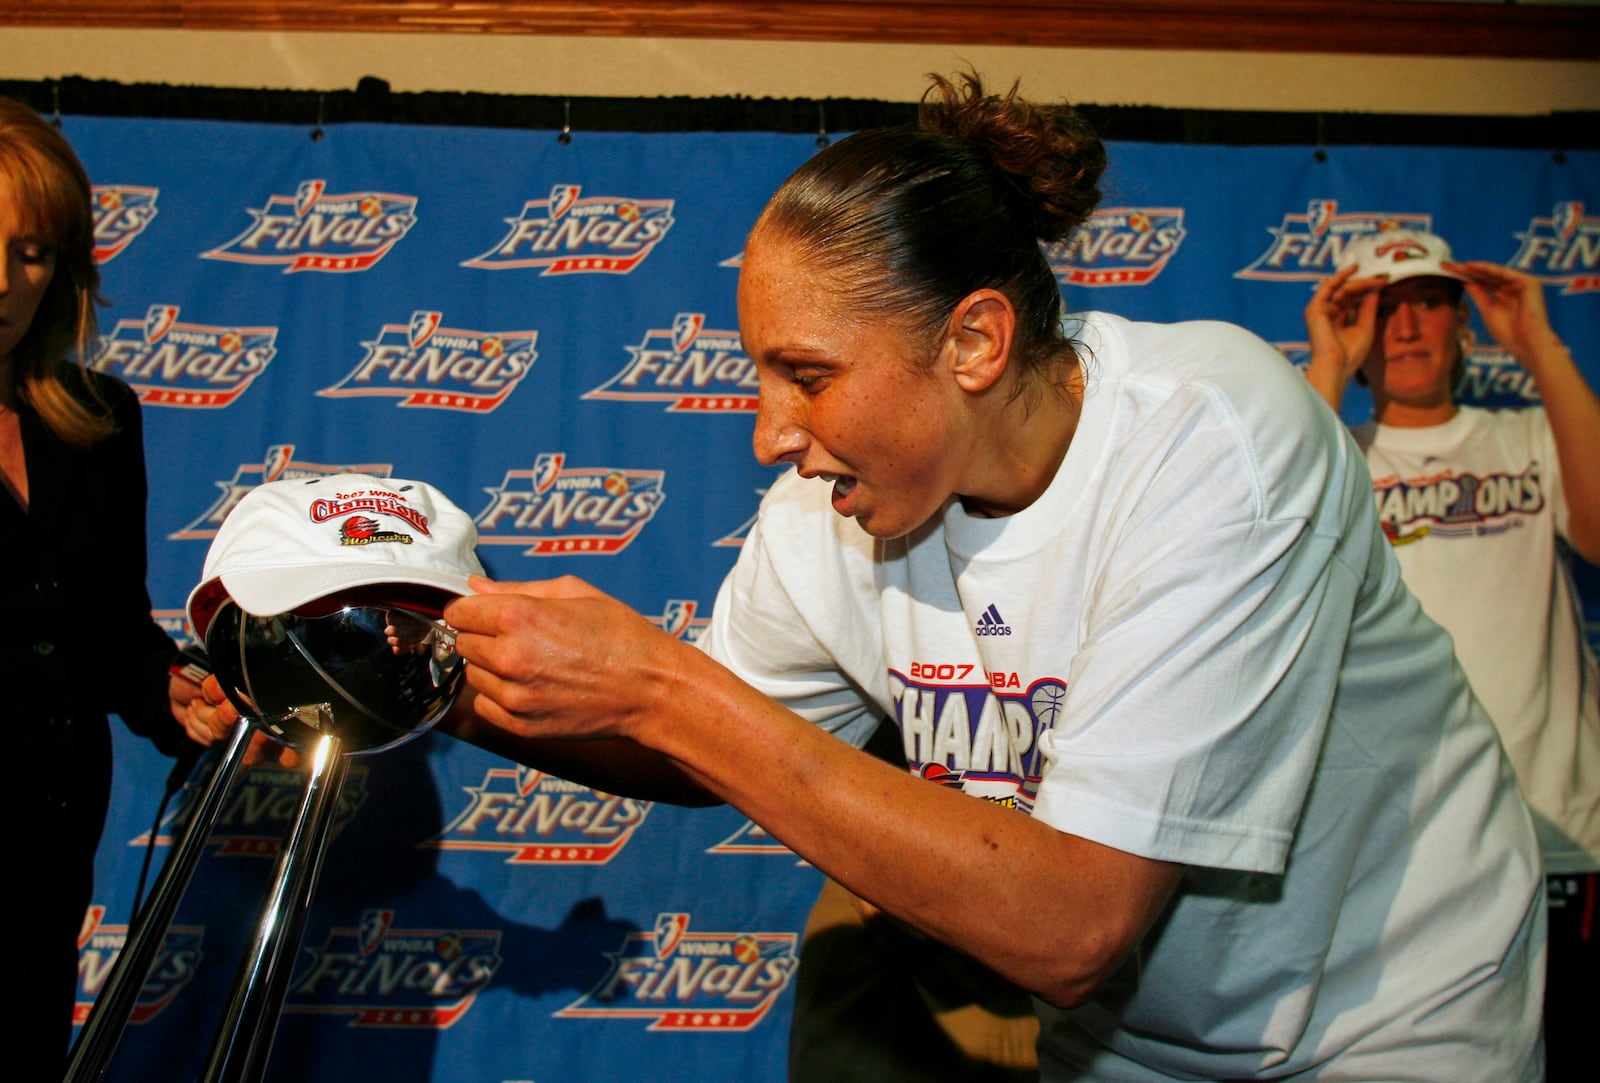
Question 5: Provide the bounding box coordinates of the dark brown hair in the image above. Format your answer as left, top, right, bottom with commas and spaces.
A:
750, 72, 1105, 385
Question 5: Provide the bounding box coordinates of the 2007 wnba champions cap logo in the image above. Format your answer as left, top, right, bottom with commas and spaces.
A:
1337, 229, 1469, 285
186, 473, 484, 640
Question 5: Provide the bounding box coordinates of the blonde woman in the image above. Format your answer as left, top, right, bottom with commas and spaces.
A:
1, 95, 218, 1072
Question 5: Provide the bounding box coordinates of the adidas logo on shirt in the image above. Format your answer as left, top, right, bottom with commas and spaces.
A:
975, 603, 1012, 637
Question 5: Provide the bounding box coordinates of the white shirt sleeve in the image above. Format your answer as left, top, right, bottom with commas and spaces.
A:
696, 469, 885, 749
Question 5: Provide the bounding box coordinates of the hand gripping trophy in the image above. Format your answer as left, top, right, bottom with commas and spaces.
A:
67, 474, 484, 1083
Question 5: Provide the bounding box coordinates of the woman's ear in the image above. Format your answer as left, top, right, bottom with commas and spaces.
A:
946, 289, 1015, 393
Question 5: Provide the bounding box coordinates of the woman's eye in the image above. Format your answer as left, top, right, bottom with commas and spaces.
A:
1376, 296, 1446, 319
14, 243, 54, 265
788, 367, 828, 391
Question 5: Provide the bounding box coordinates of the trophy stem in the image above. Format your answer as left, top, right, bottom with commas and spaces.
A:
201, 726, 349, 1083
65, 719, 258, 1083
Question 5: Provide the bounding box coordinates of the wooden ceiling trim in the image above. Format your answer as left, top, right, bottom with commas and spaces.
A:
2, 1, 1597, 60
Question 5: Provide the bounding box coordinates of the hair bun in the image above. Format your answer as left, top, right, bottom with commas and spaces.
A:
919, 72, 1105, 243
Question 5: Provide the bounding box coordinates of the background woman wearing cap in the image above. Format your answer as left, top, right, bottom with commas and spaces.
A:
1304, 230, 1600, 1071
0, 95, 225, 1071
425, 74, 1548, 1078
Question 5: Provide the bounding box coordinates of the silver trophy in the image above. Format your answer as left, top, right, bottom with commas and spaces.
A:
68, 475, 479, 1083
205, 591, 464, 755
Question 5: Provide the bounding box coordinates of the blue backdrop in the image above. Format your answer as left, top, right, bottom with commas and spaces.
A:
62, 112, 1598, 1082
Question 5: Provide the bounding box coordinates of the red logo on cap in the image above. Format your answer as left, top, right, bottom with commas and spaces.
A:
1374, 239, 1429, 262
342, 515, 381, 540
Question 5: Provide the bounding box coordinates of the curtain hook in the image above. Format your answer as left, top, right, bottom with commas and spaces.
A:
558, 99, 572, 146
310, 92, 326, 142
816, 102, 829, 149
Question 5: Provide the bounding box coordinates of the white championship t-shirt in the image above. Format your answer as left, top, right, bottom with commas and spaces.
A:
700, 311, 1544, 1080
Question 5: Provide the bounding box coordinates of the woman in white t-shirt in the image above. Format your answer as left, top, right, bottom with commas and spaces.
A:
1305, 228, 1600, 1076
430, 73, 1547, 1080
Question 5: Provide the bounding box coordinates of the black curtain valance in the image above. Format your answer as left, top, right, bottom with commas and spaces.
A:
2, 74, 1595, 151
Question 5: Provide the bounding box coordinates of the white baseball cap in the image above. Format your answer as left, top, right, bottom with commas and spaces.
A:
1336, 228, 1468, 284
186, 473, 484, 641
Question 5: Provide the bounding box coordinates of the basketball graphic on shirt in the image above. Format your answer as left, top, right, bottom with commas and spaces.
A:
1030, 680, 1068, 728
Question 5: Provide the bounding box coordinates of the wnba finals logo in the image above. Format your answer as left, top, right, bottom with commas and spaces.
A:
556, 914, 798, 1031
1509, 201, 1600, 293
320, 309, 539, 412
1047, 206, 1187, 286
462, 184, 675, 275
474, 452, 668, 556
202, 179, 419, 273
94, 303, 278, 407
584, 312, 758, 412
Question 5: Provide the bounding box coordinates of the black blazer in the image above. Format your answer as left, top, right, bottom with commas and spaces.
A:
4, 365, 197, 1065
4, 367, 190, 814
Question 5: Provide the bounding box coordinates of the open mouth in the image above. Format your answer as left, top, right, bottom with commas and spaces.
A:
817, 472, 858, 512
823, 474, 857, 495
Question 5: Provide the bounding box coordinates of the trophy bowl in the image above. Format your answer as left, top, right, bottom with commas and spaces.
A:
204, 589, 465, 756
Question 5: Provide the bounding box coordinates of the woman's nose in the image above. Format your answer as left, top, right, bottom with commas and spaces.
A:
1388, 299, 1421, 339
752, 388, 807, 467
